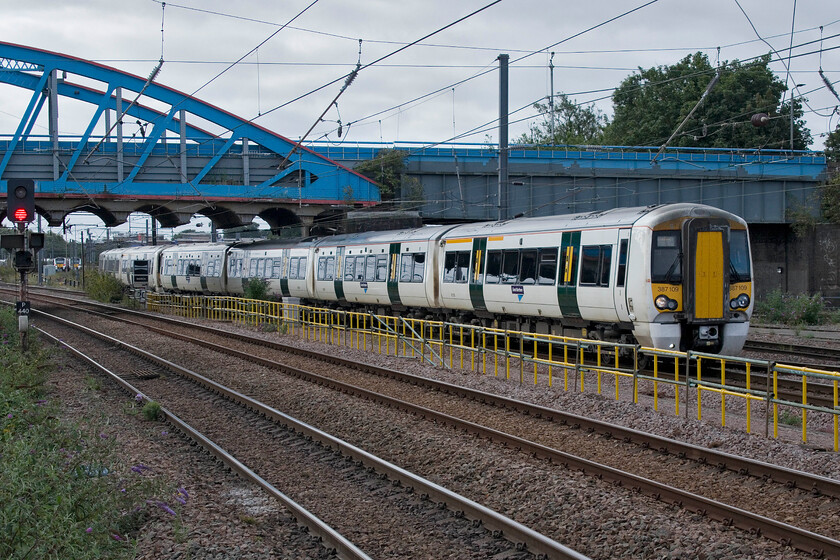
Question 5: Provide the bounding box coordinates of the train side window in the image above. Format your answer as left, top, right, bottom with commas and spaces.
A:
455, 251, 470, 283
580, 245, 612, 287
616, 240, 628, 287
255, 259, 265, 278
325, 256, 336, 281
317, 257, 327, 281
375, 255, 388, 282
187, 261, 201, 276
443, 252, 457, 283
579, 246, 600, 285
299, 257, 307, 279
519, 249, 538, 285
355, 256, 366, 281
345, 257, 356, 281
538, 248, 558, 285
412, 253, 425, 282
400, 254, 413, 282
599, 246, 612, 286
501, 250, 519, 284
249, 259, 258, 277
272, 259, 283, 278
365, 255, 376, 282
485, 250, 502, 284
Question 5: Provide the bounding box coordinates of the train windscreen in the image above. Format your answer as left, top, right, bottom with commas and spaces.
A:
729, 230, 751, 282
651, 231, 682, 283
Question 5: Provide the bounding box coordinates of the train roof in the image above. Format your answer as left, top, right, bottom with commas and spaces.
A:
441, 203, 744, 238
228, 237, 319, 251
312, 224, 456, 248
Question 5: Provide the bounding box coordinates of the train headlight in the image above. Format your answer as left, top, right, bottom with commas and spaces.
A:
667, 299, 678, 310
729, 293, 750, 309
655, 295, 671, 310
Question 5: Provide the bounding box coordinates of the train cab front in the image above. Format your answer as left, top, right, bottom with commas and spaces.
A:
648, 216, 753, 355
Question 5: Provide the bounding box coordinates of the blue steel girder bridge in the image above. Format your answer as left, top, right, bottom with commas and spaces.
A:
0, 42, 380, 233
310, 143, 828, 224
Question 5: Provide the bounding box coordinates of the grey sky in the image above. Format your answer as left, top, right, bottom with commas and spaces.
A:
1, 1, 838, 238
1, 0, 838, 149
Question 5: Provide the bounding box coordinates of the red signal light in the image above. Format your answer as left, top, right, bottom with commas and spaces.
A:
13, 208, 29, 222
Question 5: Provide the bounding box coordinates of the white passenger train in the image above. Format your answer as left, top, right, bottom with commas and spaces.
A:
99, 203, 753, 354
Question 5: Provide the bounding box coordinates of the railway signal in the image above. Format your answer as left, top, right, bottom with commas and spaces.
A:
6, 179, 36, 224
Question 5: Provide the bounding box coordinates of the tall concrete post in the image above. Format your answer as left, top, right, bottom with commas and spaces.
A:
498, 54, 509, 221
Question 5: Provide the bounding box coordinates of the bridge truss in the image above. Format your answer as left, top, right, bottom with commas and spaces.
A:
0, 42, 380, 232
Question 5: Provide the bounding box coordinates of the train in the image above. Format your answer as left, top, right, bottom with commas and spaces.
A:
99, 203, 754, 355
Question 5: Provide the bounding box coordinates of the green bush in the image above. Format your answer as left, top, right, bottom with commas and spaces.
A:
753, 290, 832, 326
84, 270, 126, 303
0, 308, 178, 558
242, 277, 271, 301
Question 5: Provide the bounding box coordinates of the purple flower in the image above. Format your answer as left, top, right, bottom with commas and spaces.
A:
111, 533, 124, 541
6, 414, 12, 419
135, 394, 144, 403
131, 464, 150, 474
86, 527, 92, 533
99, 433, 108, 439
161, 431, 168, 436
178, 487, 189, 499
157, 501, 176, 516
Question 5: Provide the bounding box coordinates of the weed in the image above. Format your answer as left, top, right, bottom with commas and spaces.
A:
778, 409, 802, 427
141, 401, 163, 421
85, 376, 102, 391
0, 308, 177, 559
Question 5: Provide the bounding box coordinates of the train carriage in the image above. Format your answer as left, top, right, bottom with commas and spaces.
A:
227, 238, 316, 299
315, 226, 454, 311
159, 243, 230, 294
99, 203, 753, 354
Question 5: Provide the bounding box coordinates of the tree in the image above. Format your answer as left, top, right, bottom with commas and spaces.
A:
822, 175, 840, 224
824, 124, 840, 163
353, 148, 406, 200
603, 52, 812, 150
518, 93, 606, 145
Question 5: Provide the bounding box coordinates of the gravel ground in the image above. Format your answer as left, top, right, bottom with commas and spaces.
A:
38, 309, 840, 559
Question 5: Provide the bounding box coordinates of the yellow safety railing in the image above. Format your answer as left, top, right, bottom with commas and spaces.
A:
145, 293, 840, 451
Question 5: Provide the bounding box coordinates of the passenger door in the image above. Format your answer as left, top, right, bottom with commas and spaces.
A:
613, 229, 631, 322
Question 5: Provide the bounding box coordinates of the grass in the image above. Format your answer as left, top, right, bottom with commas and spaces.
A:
0, 308, 181, 559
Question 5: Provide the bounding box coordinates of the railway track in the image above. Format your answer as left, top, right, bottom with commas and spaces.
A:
743, 339, 840, 364
10, 288, 840, 558
33, 307, 582, 559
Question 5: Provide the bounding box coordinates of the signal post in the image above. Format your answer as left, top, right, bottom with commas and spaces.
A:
2, 179, 42, 348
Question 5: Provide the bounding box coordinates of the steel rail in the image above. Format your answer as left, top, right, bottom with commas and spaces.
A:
32, 308, 589, 560
32, 326, 373, 560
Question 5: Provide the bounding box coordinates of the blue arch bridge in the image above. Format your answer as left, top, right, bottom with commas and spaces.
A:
0, 42, 829, 236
